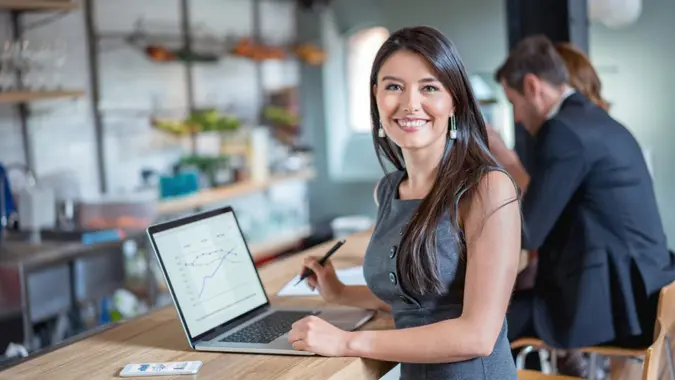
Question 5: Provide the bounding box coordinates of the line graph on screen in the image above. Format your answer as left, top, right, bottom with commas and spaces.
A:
174, 225, 252, 308
179, 247, 242, 299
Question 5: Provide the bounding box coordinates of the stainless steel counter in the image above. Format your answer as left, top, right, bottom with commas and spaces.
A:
0, 238, 130, 268
0, 230, 156, 351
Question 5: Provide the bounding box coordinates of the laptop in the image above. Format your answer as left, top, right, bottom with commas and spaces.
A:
146, 206, 375, 355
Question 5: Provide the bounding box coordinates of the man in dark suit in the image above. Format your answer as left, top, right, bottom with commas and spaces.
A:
490, 35, 675, 366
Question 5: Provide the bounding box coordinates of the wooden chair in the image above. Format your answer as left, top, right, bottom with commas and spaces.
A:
513, 279, 675, 379
641, 279, 675, 380
518, 369, 582, 379
641, 337, 675, 380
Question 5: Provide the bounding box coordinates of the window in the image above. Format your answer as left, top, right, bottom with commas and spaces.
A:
347, 27, 390, 133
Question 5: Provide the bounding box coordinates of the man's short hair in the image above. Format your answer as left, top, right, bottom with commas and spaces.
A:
495, 35, 570, 93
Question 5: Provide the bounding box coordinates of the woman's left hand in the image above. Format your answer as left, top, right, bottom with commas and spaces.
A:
288, 315, 352, 356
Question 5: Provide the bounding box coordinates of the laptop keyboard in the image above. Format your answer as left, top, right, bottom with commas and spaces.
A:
219, 310, 316, 344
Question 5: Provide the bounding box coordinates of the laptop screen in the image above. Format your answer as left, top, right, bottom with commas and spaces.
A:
151, 210, 268, 338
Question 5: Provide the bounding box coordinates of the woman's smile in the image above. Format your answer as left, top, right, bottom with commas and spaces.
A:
374, 50, 453, 150
394, 117, 430, 133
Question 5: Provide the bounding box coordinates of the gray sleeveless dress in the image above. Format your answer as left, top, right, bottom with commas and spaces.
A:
363, 170, 517, 380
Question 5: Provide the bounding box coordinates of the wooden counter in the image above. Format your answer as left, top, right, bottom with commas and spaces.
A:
0, 230, 397, 380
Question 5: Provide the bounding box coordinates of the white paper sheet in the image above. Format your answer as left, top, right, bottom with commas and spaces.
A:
276, 266, 366, 296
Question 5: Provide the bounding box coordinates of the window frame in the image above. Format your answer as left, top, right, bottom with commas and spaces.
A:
344, 26, 390, 135
319, 12, 389, 182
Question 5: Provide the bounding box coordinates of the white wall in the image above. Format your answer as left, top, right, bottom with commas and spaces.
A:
589, 0, 675, 246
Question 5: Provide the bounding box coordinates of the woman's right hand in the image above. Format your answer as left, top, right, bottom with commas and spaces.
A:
300, 256, 345, 303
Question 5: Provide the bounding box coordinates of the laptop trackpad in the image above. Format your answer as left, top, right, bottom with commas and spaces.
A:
317, 308, 376, 331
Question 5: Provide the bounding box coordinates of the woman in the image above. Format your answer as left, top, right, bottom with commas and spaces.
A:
288, 26, 522, 379
554, 42, 610, 111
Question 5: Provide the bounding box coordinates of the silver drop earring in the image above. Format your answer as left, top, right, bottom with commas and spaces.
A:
378, 121, 385, 138
449, 114, 457, 139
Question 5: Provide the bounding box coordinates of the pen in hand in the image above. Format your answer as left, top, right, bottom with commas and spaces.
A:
294, 239, 346, 286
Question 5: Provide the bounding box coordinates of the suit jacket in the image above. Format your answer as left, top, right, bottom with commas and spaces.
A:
521, 92, 675, 348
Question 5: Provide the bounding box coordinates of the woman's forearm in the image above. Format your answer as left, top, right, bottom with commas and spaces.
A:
345, 317, 490, 363
335, 285, 391, 313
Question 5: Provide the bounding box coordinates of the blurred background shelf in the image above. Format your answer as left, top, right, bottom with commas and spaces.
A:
157, 169, 316, 215
0, 1, 80, 11
249, 224, 312, 263
0, 90, 85, 104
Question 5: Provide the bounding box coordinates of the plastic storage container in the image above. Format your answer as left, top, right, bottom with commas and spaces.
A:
76, 193, 157, 231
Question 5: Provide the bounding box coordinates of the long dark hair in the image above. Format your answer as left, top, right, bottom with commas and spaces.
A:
370, 26, 506, 295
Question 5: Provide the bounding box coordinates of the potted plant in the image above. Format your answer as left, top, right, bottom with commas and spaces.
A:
186, 108, 241, 156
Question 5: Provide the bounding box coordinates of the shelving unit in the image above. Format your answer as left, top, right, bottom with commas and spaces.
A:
0, 90, 84, 104
83, 1, 312, 261
86, 0, 302, 194
85, 0, 244, 193
0, 1, 85, 173
0, 1, 79, 11
0, 0, 314, 358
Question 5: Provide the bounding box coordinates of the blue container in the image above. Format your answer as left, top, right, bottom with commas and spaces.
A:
159, 171, 200, 199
